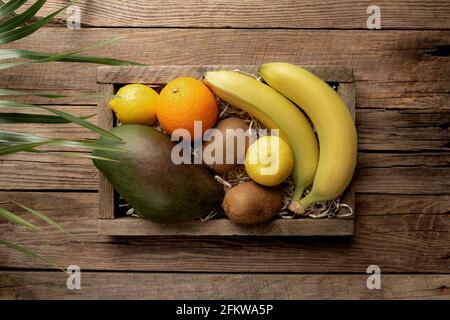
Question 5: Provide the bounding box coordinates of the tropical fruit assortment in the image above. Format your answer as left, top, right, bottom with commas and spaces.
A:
93, 63, 357, 225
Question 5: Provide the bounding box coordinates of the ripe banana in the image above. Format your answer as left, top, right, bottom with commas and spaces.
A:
204, 70, 319, 199
259, 63, 357, 215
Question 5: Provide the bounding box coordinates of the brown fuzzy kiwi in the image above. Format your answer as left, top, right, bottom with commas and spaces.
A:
203, 117, 250, 175
223, 181, 283, 225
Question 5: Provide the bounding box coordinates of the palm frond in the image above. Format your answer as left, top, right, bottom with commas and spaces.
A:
0, 207, 40, 230
0, 0, 47, 33
0, 4, 68, 44
0, 129, 126, 155
0, 0, 27, 20
0, 36, 143, 70
0, 239, 65, 271
13, 201, 69, 235
56, 151, 120, 162
0, 100, 122, 141
0, 48, 144, 66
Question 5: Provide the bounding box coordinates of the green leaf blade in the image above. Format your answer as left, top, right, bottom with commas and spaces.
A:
0, 0, 47, 33
0, 0, 27, 20
0, 141, 50, 156
13, 201, 69, 235
0, 239, 66, 272
0, 207, 41, 230
0, 5, 68, 44
0, 100, 123, 141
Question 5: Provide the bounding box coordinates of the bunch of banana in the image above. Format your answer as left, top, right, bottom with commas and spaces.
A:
204, 71, 319, 200
259, 63, 357, 214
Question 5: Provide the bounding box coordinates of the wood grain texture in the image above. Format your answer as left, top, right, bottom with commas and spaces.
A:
1, 29, 449, 95
0, 192, 448, 273
21, 0, 450, 29
1, 272, 448, 300
96, 84, 115, 219
97, 217, 354, 236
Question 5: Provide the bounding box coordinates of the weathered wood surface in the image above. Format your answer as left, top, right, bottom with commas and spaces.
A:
0, 1, 449, 299
0, 192, 448, 273
1, 272, 449, 300
1, 29, 449, 96
21, 0, 450, 29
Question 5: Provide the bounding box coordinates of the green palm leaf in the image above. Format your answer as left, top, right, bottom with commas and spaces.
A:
0, 140, 53, 155
0, 5, 68, 44
0, 239, 65, 271
0, 129, 49, 143
13, 201, 69, 235
0, 207, 40, 230
0, 100, 122, 141
0, 0, 47, 33
0, 0, 27, 20
0, 130, 125, 156
56, 151, 120, 162
0, 48, 144, 66
0, 36, 142, 70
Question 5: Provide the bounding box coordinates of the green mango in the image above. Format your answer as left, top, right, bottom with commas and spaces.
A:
93, 124, 224, 223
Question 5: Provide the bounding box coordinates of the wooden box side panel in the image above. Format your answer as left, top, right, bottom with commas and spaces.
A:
337, 82, 356, 219
97, 216, 354, 236
97, 83, 116, 220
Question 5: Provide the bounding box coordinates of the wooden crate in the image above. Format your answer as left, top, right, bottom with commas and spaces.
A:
95, 65, 356, 236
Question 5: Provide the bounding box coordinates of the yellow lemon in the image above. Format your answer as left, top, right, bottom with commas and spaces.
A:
244, 135, 294, 186
109, 84, 159, 125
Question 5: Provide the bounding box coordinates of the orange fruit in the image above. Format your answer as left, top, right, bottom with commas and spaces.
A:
156, 77, 218, 140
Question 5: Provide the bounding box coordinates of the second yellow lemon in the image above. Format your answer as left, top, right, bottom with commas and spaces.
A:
245, 136, 294, 187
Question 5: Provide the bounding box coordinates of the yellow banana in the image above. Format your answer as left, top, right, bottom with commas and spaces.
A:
259, 63, 357, 215
204, 70, 319, 198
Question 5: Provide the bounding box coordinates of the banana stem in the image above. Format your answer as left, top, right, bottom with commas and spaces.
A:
288, 200, 306, 215
289, 187, 306, 215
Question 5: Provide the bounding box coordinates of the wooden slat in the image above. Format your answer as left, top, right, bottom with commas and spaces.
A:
22, 0, 450, 29
1, 29, 449, 95
96, 84, 115, 219
0, 192, 448, 273
357, 152, 450, 168
97, 217, 354, 237
1, 272, 448, 300
96, 65, 354, 83
356, 108, 449, 151
0, 153, 97, 190
356, 194, 450, 215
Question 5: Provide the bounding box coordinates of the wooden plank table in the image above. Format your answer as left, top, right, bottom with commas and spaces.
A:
0, 0, 449, 299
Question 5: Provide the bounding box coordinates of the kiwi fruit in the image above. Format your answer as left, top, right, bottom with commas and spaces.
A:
223, 181, 283, 225
203, 117, 250, 175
